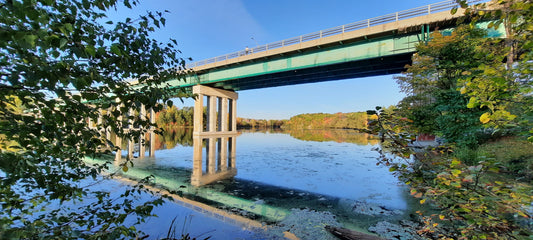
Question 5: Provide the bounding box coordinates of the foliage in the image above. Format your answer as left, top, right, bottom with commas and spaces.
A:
0, 0, 192, 238
395, 26, 493, 148
237, 118, 285, 129
155, 127, 193, 150
156, 106, 194, 127
367, 107, 533, 239
455, 0, 533, 140
283, 112, 369, 130
236, 112, 370, 130
475, 137, 533, 180
367, 2, 533, 238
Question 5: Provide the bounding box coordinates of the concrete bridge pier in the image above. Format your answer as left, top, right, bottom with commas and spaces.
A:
114, 103, 123, 162
148, 107, 156, 157
192, 85, 239, 186
138, 105, 146, 159
112, 103, 157, 162
193, 85, 238, 134
126, 108, 134, 160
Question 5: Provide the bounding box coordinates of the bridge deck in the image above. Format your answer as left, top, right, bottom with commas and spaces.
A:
164, 0, 497, 91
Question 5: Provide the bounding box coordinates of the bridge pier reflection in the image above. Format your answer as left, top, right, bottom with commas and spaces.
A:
192, 85, 239, 186
98, 102, 157, 162
192, 134, 238, 186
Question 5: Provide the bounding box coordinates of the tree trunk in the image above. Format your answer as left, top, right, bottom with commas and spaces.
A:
325, 225, 386, 240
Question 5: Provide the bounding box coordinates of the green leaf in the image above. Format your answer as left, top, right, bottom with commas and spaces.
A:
85, 45, 96, 57
64, 23, 73, 33
451, 7, 458, 15
24, 34, 38, 47
451, 159, 461, 167
59, 38, 68, 48
451, 169, 462, 177
467, 97, 477, 108
110, 44, 121, 55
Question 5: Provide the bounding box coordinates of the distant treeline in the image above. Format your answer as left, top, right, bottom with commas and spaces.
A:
155, 106, 194, 127
236, 118, 286, 129
283, 112, 374, 130
155, 106, 374, 130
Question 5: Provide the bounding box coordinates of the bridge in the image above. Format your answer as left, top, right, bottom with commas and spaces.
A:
116, 0, 502, 170
165, 0, 499, 92
165, 0, 502, 139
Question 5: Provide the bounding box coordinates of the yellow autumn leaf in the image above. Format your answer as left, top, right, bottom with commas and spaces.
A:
420, 199, 426, 204
439, 215, 445, 220
460, 86, 467, 94
480, 112, 491, 124
517, 211, 528, 218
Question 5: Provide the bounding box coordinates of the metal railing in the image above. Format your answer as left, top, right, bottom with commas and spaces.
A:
186, 0, 485, 69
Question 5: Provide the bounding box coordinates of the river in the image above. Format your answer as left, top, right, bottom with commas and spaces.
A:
102, 128, 421, 239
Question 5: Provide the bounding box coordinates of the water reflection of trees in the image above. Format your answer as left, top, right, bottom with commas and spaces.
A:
154, 127, 193, 150
111, 127, 377, 151
286, 129, 380, 145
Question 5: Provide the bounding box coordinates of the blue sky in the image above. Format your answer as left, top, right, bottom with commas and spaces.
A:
110, 0, 439, 119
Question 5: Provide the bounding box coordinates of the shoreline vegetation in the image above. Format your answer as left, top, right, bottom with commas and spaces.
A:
154, 105, 375, 131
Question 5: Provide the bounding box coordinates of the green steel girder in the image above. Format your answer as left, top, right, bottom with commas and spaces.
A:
165, 22, 504, 92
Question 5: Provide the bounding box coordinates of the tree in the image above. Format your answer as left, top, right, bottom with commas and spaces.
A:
395, 26, 491, 147
368, 106, 532, 239
0, 0, 191, 238
455, 0, 533, 140
367, 3, 533, 238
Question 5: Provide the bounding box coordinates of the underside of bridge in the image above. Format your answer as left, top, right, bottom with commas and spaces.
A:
207, 52, 413, 91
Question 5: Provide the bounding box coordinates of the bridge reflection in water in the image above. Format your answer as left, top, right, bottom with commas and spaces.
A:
88, 128, 417, 235
191, 133, 238, 187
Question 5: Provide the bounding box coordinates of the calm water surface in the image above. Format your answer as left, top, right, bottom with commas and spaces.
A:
118, 129, 419, 237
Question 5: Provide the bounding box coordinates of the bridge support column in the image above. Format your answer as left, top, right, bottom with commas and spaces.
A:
191, 85, 239, 186
138, 104, 146, 159
126, 108, 134, 160
115, 104, 123, 162
112, 102, 156, 161
149, 107, 156, 157
192, 85, 238, 135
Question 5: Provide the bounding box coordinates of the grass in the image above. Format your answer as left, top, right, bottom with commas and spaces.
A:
454, 136, 533, 182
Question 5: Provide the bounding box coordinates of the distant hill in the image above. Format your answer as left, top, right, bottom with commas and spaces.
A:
236, 118, 286, 129
283, 112, 373, 130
